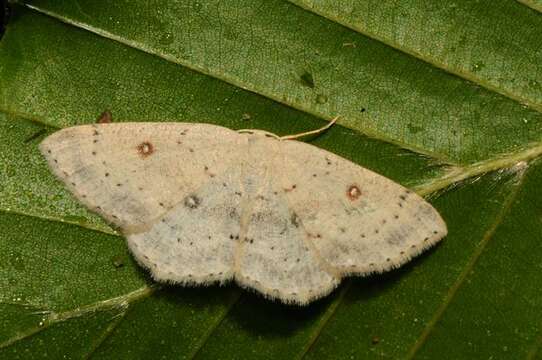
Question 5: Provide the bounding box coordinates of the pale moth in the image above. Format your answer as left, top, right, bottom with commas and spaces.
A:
40, 117, 447, 305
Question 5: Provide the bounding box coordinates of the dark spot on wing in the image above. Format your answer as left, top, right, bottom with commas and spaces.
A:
137, 142, 154, 157
203, 165, 215, 178
284, 184, 297, 192
228, 208, 238, 219
290, 212, 300, 228
184, 194, 201, 209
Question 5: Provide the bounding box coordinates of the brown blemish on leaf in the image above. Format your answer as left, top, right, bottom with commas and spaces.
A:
97, 110, 112, 124
300, 71, 315, 88
137, 142, 154, 158
347, 184, 362, 200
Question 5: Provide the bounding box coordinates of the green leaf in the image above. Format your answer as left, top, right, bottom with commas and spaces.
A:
0, 1, 541, 359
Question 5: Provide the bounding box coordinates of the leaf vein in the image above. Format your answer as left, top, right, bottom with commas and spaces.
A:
287, 0, 542, 113
17, 3, 463, 163
0, 285, 155, 349
405, 165, 528, 358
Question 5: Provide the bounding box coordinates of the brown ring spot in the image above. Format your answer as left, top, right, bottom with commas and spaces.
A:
347, 184, 362, 200
137, 142, 154, 157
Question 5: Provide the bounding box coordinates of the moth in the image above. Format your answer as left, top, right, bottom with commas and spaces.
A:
40, 119, 446, 305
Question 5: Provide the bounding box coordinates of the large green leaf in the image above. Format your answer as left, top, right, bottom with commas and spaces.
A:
0, 1, 541, 359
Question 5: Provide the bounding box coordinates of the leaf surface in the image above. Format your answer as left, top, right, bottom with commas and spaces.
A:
0, 2, 541, 359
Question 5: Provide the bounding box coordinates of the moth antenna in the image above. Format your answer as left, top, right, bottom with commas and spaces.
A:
280, 116, 339, 141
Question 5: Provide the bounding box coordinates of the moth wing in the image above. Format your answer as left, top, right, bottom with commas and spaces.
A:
40, 122, 244, 233
235, 137, 339, 304
277, 139, 447, 276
